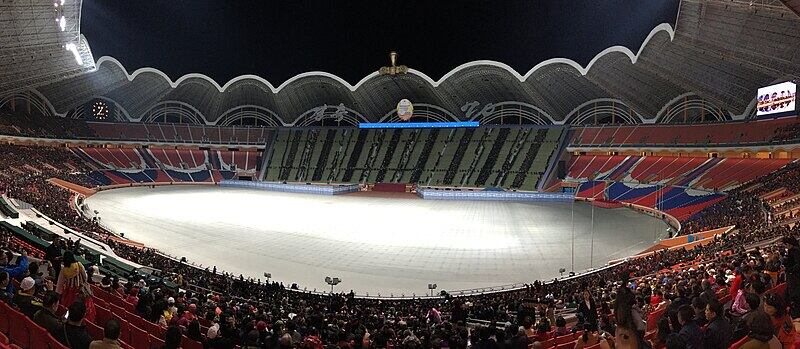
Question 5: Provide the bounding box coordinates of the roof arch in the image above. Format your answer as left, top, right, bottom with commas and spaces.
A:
91, 23, 675, 95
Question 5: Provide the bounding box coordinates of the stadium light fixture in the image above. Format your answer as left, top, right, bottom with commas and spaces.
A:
324, 276, 341, 293
59, 16, 66, 31
427, 283, 437, 297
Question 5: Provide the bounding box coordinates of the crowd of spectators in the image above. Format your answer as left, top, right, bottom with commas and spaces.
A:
1, 143, 800, 349
770, 124, 800, 143
0, 108, 96, 139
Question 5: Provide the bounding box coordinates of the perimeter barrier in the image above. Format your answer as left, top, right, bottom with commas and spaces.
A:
0, 196, 19, 218
416, 188, 574, 202
220, 180, 359, 195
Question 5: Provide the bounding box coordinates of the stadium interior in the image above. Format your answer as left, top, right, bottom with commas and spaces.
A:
1, 0, 800, 349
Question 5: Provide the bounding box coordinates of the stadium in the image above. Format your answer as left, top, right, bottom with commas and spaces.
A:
1, 0, 800, 348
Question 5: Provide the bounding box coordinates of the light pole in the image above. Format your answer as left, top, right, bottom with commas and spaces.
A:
263, 273, 271, 283
325, 276, 341, 293
571, 189, 575, 272
428, 283, 438, 297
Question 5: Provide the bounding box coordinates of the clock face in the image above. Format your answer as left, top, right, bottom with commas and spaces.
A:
91, 100, 109, 120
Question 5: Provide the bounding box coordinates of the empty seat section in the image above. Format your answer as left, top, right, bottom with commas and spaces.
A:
149, 149, 175, 167
165, 170, 192, 182
176, 149, 195, 167
82, 148, 114, 168
189, 126, 207, 142
175, 125, 192, 142
188, 150, 207, 168
188, 170, 211, 182
160, 124, 179, 141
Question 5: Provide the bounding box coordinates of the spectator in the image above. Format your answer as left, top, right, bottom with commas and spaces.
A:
34, 291, 65, 343
677, 305, 702, 349
163, 326, 182, 349
733, 292, 764, 340
45, 238, 63, 279
665, 333, 687, 349
739, 311, 782, 349
783, 236, 800, 318
691, 297, 708, 327
762, 294, 798, 348
56, 250, 92, 308
554, 316, 569, 337
702, 299, 732, 349
186, 320, 204, 344
64, 300, 93, 349
0, 249, 29, 286
89, 318, 122, 349
0, 271, 11, 303
13, 276, 40, 318
577, 290, 598, 331
651, 318, 672, 349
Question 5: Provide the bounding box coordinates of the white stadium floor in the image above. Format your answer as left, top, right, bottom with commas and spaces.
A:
84, 185, 669, 296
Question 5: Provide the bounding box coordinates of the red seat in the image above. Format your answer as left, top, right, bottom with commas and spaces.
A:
112, 314, 131, 345
47, 332, 69, 349
93, 296, 109, 309
129, 325, 150, 349
149, 334, 164, 349
95, 306, 112, 329
123, 301, 136, 313
0, 332, 9, 345
27, 319, 51, 349
555, 334, 574, 345
729, 336, 748, 349
0, 302, 11, 335
770, 283, 787, 296
140, 321, 165, 340
585, 344, 601, 349
109, 303, 126, 317
8, 308, 30, 348
539, 338, 555, 349
182, 336, 203, 349
85, 320, 104, 341
555, 341, 576, 349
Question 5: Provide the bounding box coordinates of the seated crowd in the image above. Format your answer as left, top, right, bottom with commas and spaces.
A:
0, 143, 799, 349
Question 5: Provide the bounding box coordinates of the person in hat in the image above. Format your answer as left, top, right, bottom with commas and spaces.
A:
14, 276, 41, 318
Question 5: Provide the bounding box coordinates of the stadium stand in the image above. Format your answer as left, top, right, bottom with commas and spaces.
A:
570, 118, 800, 147
566, 155, 793, 192
0, 142, 798, 348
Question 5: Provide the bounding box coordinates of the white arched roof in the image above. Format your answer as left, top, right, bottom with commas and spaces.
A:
92, 23, 675, 94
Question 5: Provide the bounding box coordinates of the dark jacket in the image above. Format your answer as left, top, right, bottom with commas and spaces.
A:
786, 246, 800, 306
679, 321, 703, 349
13, 292, 40, 319
34, 308, 66, 342
64, 323, 93, 349
577, 298, 598, 329
703, 315, 733, 349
